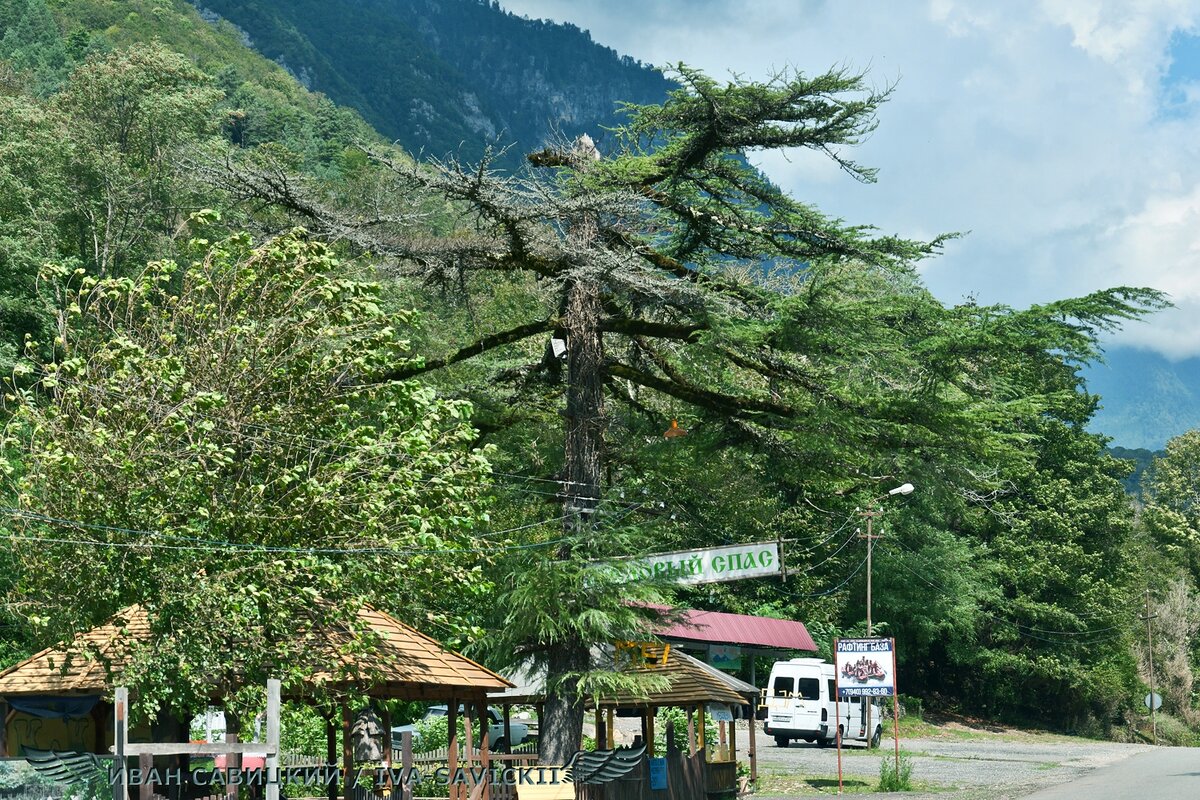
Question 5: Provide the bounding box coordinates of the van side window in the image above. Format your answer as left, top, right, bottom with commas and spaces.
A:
796, 678, 819, 700
773, 676, 794, 697
828, 679, 836, 700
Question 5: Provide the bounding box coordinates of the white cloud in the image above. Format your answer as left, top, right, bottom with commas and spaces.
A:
502, 0, 1200, 356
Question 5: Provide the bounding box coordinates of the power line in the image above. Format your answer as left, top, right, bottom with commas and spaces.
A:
0, 507, 578, 556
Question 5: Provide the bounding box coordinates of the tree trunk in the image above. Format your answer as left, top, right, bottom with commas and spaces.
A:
539, 273, 605, 764
540, 626, 592, 764
562, 275, 604, 528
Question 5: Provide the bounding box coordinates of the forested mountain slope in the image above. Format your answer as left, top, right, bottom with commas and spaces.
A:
190, 0, 675, 166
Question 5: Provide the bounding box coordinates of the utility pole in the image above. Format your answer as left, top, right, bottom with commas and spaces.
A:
859, 510, 883, 636
859, 509, 883, 748
1143, 589, 1158, 746
856, 483, 913, 749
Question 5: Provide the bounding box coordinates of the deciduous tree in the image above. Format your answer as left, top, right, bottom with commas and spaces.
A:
0, 223, 491, 717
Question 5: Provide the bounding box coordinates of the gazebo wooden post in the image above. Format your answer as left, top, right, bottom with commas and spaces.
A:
686, 707, 696, 756
729, 714, 737, 765
718, 719, 727, 760
224, 712, 241, 800
325, 714, 338, 800
470, 705, 484, 800
640, 709, 649, 753
447, 701, 459, 800
382, 705, 393, 796
748, 712, 757, 784
534, 704, 544, 758
400, 732, 413, 800
595, 708, 605, 749
382, 705, 393, 767
90, 701, 104, 759
646, 708, 655, 757
502, 704, 512, 754
341, 704, 353, 800
697, 704, 706, 758
606, 709, 614, 749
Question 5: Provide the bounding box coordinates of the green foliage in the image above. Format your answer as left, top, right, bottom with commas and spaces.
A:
652, 706, 715, 754
877, 754, 915, 792
1142, 430, 1200, 578
281, 703, 329, 758
0, 227, 492, 719
468, 521, 674, 703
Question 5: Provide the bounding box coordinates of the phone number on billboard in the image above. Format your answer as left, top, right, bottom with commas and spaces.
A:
840, 686, 895, 697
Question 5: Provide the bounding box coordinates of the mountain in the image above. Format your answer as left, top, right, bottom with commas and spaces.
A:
190, 0, 675, 168
1085, 346, 1200, 450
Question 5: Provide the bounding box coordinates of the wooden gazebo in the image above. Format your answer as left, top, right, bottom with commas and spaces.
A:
0, 604, 512, 800
489, 644, 758, 799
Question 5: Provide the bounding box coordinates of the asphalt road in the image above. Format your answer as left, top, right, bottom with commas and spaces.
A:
745, 722, 1152, 799
1017, 746, 1200, 799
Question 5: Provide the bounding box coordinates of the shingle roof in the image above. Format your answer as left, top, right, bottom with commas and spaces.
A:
0, 606, 148, 696
588, 644, 749, 710
0, 605, 511, 700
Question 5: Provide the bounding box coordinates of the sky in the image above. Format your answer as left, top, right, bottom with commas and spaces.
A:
501, 0, 1200, 360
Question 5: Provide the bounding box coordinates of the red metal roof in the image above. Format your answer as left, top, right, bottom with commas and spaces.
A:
652, 605, 818, 652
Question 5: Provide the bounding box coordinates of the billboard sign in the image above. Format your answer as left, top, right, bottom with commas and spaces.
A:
834, 638, 895, 698
622, 542, 780, 585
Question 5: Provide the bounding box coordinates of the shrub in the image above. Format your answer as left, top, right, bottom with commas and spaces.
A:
877, 754, 914, 792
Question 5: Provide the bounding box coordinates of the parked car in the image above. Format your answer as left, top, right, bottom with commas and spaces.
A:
389, 722, 420, 749
424, 705, 530, 751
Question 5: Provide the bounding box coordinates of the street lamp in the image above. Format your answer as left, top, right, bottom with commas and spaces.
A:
861, 482, 914, 636
859, 482, 913, 748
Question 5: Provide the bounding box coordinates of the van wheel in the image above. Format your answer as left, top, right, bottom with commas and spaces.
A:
774, 736, 789, 748
870, 726, 882, 749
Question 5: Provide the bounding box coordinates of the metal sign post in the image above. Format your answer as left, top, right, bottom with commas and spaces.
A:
834, 638, 899, 782
832, 639, 843, 795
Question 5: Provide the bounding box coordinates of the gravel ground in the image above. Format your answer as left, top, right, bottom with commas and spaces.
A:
745, 722, 1151, 799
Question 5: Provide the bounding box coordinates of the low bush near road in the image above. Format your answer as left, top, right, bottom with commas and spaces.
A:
877, 754, 915, 792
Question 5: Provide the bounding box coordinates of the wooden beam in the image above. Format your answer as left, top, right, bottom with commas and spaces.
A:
463, 703, 475, 800
647, 708, 656, 757
729, 716, 737, 766
114, 742, 280, 756
502, 705, 512, 755
400, 732, 413, 800
686, 708, 696, 757
224, 712, 240, 800
477, 701, 490, 800
448, 701, 459, 800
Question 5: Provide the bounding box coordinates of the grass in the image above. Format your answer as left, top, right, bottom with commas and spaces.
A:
894, 712, 1083, 744
757, 764, 943, 796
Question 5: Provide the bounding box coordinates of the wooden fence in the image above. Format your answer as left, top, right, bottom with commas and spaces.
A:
282, 731, 737, 800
